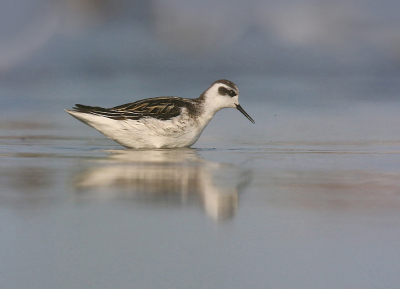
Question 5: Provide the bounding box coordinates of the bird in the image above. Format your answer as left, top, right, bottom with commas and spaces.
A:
65, 79, 255, 149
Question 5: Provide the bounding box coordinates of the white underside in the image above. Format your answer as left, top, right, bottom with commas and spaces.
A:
66, 109, 211, 149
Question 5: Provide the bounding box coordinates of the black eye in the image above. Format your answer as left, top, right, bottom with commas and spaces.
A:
218, 86, 237, 97
229, 90, 237, 97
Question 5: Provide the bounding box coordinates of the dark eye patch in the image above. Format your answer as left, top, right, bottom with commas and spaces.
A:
218, 86, 237, 97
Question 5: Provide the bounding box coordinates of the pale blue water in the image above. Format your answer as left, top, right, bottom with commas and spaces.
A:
1, 94, 400, 288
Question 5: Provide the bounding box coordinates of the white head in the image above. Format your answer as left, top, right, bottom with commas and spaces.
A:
201, 79, 255, 123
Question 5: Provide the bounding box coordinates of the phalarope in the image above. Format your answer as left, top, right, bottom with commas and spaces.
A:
65, 79, 254, 149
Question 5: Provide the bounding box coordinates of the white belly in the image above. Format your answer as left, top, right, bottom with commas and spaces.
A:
67, 110, 208, 149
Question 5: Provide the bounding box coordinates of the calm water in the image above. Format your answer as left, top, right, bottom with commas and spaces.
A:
1, 96, 400, 289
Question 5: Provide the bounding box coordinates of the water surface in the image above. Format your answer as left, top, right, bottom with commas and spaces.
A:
1, 108, 400, 288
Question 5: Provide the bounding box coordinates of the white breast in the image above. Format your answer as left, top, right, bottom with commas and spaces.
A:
67, 108, 209, 149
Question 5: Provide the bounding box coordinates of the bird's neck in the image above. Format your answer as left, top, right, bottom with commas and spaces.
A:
194, 96, 223, 128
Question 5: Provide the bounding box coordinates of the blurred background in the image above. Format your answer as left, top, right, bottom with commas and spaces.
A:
1, 0, 400, 116
2, 2, 400, 288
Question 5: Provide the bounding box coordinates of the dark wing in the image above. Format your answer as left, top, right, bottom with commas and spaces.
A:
72, 97, 190, 121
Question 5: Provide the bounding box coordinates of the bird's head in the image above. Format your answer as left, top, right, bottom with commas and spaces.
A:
202, 79, 255, 124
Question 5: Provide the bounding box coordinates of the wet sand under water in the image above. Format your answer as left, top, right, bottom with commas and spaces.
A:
1, 115, 400, 289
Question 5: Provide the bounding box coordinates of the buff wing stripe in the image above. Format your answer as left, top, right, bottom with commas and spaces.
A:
72, 97, 187, 120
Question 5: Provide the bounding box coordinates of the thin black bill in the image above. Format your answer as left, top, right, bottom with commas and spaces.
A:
236, 104, 255, 124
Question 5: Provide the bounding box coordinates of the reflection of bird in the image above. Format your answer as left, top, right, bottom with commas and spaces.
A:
65, 80, 254, 149
75, 149, 251, 220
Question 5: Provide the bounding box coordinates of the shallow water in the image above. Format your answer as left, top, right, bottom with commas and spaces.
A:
1, 104, 400, 288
